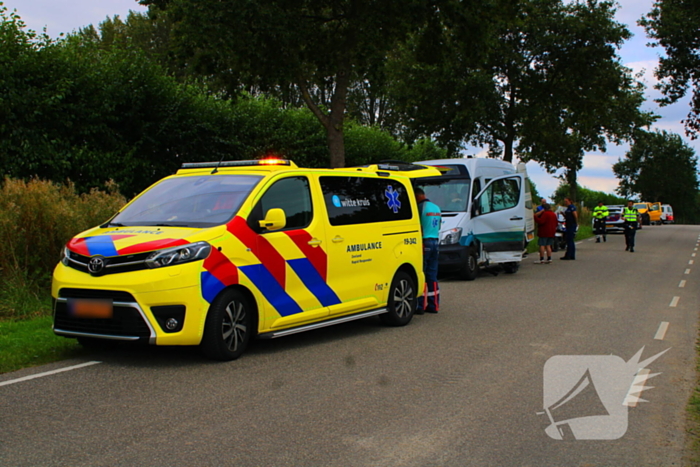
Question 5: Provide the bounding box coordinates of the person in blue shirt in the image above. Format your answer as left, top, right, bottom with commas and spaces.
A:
560, 197, 578, 260
415, 187, 441, 314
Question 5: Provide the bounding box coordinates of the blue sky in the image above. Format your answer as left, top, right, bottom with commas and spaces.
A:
3, 0, 698, 200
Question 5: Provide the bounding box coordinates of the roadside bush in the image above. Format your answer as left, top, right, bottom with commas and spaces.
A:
0, 178, 126, 319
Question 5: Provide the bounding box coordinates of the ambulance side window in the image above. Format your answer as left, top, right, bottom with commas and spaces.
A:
320, 176, 412, 226
258, 176, 312, 230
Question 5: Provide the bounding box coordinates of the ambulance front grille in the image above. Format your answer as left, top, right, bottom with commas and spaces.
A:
65, 250, 152, 275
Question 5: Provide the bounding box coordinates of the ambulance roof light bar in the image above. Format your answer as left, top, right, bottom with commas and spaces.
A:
180, 159, 292, 170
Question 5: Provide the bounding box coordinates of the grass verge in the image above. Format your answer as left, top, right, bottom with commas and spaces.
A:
686, 339, 700, 465
0, 315, 87, 374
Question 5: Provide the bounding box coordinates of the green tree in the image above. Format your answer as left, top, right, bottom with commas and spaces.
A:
389, 0, 654, 201
640, 0, 700, 137
613, 130, 699, 221
140, 0, 431, 168
553, 183, 627, 207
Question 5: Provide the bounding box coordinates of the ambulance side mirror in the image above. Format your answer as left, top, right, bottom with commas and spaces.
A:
259, 208, 286, 231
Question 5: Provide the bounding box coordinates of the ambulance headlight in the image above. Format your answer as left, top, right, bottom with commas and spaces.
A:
146, 241, 211, 268
60, 246, 71, 266
439, 227, 462, 245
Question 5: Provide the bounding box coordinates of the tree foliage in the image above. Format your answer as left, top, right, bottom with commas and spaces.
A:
640, 0, 700, 137
140, 0, 431, 167
613, 130, 699, 221
389, 0, 654, 201
1, 6, 437, 197
552, 183, 627, 207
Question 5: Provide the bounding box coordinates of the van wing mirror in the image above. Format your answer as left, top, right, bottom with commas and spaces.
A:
259, 208, 286, 231
471, 199, 481, 217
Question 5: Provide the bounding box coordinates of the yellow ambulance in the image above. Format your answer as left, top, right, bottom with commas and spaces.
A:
52, 159, 439, 360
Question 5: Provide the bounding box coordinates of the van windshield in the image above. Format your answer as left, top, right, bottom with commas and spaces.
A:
109, 175, 262, 228
634, 203, 647, 210
415, 178, 471, 212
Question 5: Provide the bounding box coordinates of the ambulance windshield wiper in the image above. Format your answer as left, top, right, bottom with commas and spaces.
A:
100, 222, 126, 228
153, 223, 190, 227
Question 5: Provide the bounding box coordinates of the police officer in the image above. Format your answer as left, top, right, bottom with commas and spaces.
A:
593, 201, 609, 243
560, 197, 578, 260
623, 200, 639, 252
415, 187, 441, 314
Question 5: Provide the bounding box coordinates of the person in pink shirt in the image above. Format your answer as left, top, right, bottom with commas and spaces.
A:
534, 203, 558, 264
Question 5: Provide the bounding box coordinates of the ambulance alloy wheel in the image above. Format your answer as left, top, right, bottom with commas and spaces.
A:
201, 288, 252, 361
380, 271, 416, 326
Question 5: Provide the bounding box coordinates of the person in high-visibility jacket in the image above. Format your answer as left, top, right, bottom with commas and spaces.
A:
415, 187, 441, 314
623, 200, 639, 252
593, 201, 609, 243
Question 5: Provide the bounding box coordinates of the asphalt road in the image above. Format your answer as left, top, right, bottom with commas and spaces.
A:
1, 224, 698, 467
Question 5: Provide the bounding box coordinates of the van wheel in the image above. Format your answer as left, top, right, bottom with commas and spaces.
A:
201, 289, 252, 361
458, 248, 478, 281
380, 271, 416, 327
502, 262, 519, 274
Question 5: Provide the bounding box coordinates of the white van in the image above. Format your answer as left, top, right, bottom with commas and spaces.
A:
661, 204, 674, 224
414, 157, 535, 280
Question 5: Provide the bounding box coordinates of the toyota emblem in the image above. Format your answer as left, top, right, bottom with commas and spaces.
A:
88, 256, 105, 274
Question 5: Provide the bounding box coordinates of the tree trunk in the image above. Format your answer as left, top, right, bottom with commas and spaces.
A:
327, 125, 345, 168
566, 168, 578, 203
296, 63, 350, 168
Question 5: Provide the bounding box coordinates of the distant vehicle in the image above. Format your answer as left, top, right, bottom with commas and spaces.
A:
634, 202, 662, 225
647, 202, 662, 225
595, 205, 641, 232
553, 206, 567, 252
661, 204, 674, 224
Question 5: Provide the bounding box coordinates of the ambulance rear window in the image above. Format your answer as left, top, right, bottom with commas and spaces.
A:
320, 176, 412, 226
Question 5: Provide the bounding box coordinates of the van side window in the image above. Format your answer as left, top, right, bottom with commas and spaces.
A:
472, 179, 482, 199
320, 176, 412, 226
479, 177, 520, 214
258, 176, 312, 230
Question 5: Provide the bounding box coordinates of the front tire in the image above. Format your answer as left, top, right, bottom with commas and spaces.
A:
458, 248, 478, 281
380, 271, 416, 326
201, 289, 253, 361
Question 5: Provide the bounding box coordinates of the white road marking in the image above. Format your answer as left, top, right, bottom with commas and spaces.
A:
693, 253, 697, 257
0, 361, 101, 388
654, 322, 670, 340
576, 241, 583, 245
690, 260, 695, 265
670, 296, 680, 307
680, 280, 687, 288
624, 368, 652, 408
685, 269, 691, 275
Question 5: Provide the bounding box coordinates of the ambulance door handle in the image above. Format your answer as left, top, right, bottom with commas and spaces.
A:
510, 216, 523, 221
332, 236, 344, 243
308, 238, 322, 247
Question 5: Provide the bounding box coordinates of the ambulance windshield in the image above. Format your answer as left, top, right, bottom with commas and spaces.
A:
109, 175, 262, 228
